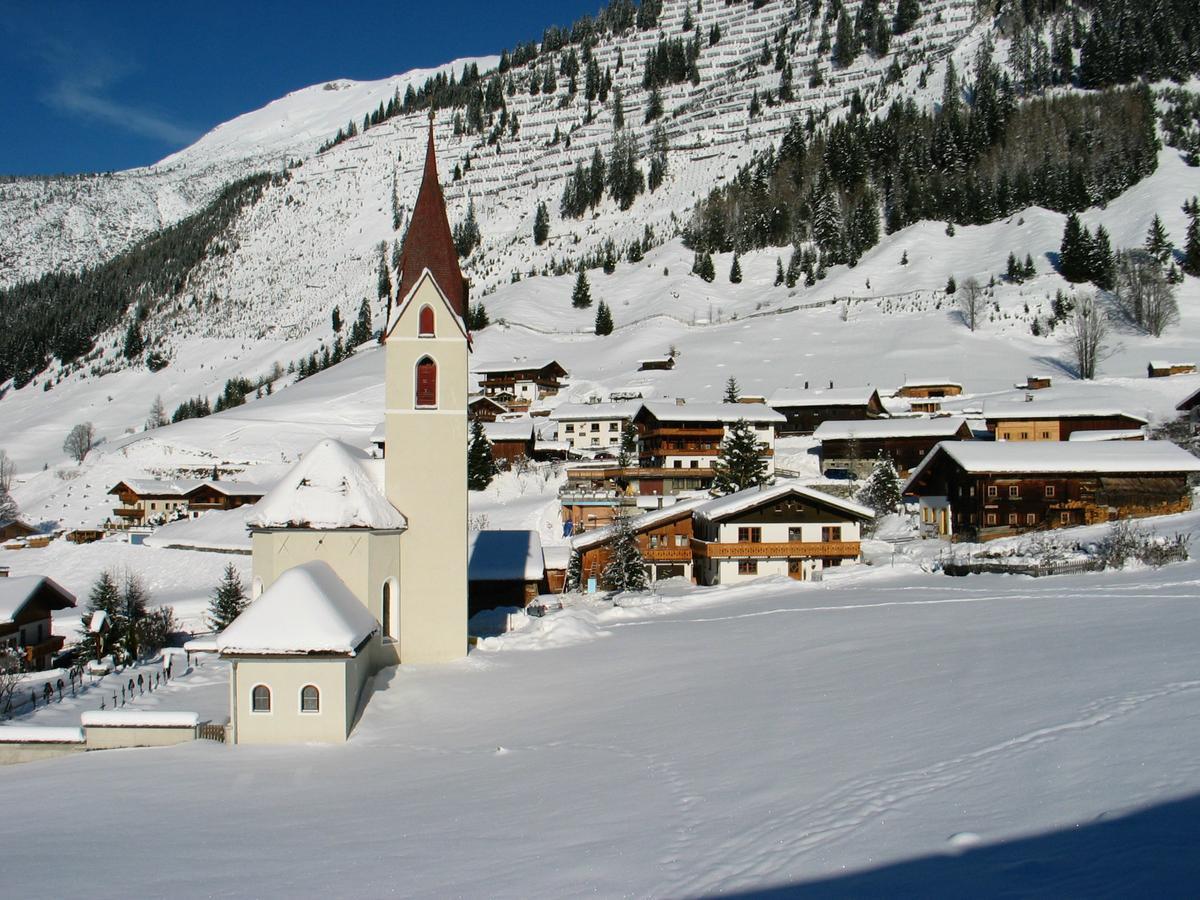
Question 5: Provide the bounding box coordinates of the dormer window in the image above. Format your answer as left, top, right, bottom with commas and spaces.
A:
418, 305, 435, 337
416, 356, 437, 408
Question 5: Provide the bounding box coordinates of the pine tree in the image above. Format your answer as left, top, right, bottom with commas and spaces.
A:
572, 268, 592, 308
122, 321, 143, 360
331, 306, 343, 332
1023, 254, 1037, 279
533, 202, 550, 245
613, 86, 625, 130
1089, 225, 1115, 290
1145, 214, 1173, 265
377, 255, 392, 301
729, 254, 743, 283
698, 252, 716, 282
945, 275, 957, 294
565, 549, 584, 592
833, 10, 858, 68
594, 301, 614, 335
601, 514, 649, 593
859, 454, 901, 516
208, 563, 248, 632
1006, 252, 1021, 282
893, 0, 920, 34
350, 298, 373, 345
645, 87, 664, 123
79, 571, 122, 662
617, 420, 639, 468
723, 376, 741, 403
1182, 198, 1200, 277
1059, 213, 1089, 283
467, 418, 498, 491
774, 257, 785, 286
711, 419, 770, 496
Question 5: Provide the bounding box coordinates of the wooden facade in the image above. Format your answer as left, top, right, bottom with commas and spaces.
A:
0, 576, 75, 670
1148, 362, 1196, 378
576, 509, 697, 588
771, 390, 886, 435
988, 413, 1147, 442
817, 421, 973, 476
468, 396, 507, 422
897, 382, 963, 399
0, 521, 38, 542
475, 361, 567, 402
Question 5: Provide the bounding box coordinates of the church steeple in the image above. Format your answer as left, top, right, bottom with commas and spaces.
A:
395, 114, 468, 319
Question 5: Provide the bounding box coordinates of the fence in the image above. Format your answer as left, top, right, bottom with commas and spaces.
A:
942, 559, 1106, 578
198, 722, 227, 744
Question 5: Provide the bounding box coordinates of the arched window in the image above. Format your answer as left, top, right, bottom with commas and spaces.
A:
415, 356, 437, 408
381, 581, 391, 639
251, 684, 271, 713
418, 305, 436, 337
300, 685, 320, 713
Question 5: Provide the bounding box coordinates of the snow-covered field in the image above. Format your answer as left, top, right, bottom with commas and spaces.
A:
3, 521, 1200, 895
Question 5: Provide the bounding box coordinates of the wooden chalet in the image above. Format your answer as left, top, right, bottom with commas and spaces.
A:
768, 387, 886, 435
634, 401, 784, 479
691, 484, 873, 585
984, 402, 1147, 442
0, 576, 76, 670
108, 479, 266, 526
903, 441, 1200, 542
571, 498, 707, 588
467, 530, 547, 616
483, 419, 535, 465
1175, 385, 1200, 423
468, 394, 507, 422
473, 359, 567, 405
0, 520, 38, 543
637, 356, 676, 371
181, 481, 266, 513
813, 417, 973, 476
897, 379, 963, 399
1148, 360, 1196, 378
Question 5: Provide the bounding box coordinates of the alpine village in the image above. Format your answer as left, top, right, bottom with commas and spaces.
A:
2, 0, 1200, 895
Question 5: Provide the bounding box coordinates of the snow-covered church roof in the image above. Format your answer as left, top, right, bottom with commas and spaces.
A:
247, 439, 406, 530
216, 561, 379, 656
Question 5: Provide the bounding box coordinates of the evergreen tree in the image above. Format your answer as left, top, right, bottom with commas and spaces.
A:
645, 87, 664, 123
1145, 214, 1173, 265
617, 421, 639, 468
833, 10, 858, 68
945, 275, 957, 294
377, 255, 392, 302
892, 0, 919, 34
572, 268, 592, 308
0, 489, 18, 524
729, 254, 743, 283
1059, 213, 1090, 283
122, 321, 143, 360
594, 301, 614, 335
533, 201, 550, 245
350, 298, 373, 345
453, 200, 482, 257
613, 86, 625, 130
79, 571, 121, 662
1182, 197, 1200, 277
774, 257, 785, 286
467, 418, 498, 491
1023, 254, 1037, 279
723, 376, 741, 403
331, 306, 343, 332
601, 514, 649, 593
565, 550, 584, 592
698, 252, 716, 282
859, 454, 901, 516
1006, 252, 1021, 282
1089, 225, 1116, 290
711, 419, 770, 495
207, 563, 248, 632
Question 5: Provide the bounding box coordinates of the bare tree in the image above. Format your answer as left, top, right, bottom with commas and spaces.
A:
1114, 251, 1178, 337
1062, 293, 1110, 380
0, 448, 13, 493
0, 649, 24, 717
957, 277, 984, 331
145, 396, 167, 431
63, 422, 95, 464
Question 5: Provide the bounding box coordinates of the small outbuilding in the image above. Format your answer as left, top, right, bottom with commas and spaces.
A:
467, 530, 547, 615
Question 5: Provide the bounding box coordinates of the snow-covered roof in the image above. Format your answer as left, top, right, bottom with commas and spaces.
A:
0, 726, 85, 744
902, 378, 963, 389
552, 401, 642, 422
1067, 429, 1147, 442
768, 387, 879, 408
370, 421, 386, 444
694, 482, 874, 524
0, 575, 76, 624
572, 496, 712, 552
472, 358, 566, 375
182, 637, 220, 653
813, 417, 969, 442
484, 419, 534, 442
640, 401, 785, 425
108, 478, 204, 497
1149, 360, 1194, 369
247, 439, 406, 530
89, 610, 108, 633
191, 481, 269, 498
541, 545, 573, 571
468, 530, 545, 581
984, 402, 1148, 424
81, 711, 201, 728
904, 440, 1200, 491
217, 561, 379, 656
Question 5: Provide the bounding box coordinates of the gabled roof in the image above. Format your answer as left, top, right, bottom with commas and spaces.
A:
902, 378, 963, 388
571, 496, 711, 552
217, 561, 378, 656
469, 395, 508, 411
0, 576, 76, 625
694, 482, 874, 524
1176, 386, 1200, 411
395, 120, 467, 319
484, 419, 535, 443
639, 401, 785, 425
247, 439, 406, 530
469, 530, 545, 581
108, 478, 204, 498
768, 387, 881, 408
813, 417, 970, 442
1067, 429, 1146, 442
903, 440, 1200, 493
183, 481, 268, 499
983, 401, 1148, 424
472, 358, 568, 377
552, 401, 642, 422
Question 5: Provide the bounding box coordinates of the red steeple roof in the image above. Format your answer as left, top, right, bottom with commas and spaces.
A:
396, 117, 468, 319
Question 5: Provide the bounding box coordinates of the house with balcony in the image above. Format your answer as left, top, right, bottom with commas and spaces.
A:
473, 359, 568, 410
983, 402, 1148, 442
768, 387, 886, 435
571, 496, 710, 587
690, 484, 873, 585
553, 401, 641, 456
108, 479, 267, 527
634, 401, 784, 481
903, 440, 1200, 541
0, 576, 76, 671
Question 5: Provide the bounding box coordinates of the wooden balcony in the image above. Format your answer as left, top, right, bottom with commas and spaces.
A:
113, 507, 144, 520
690, 539, 861, 560
642, 546, 694, 562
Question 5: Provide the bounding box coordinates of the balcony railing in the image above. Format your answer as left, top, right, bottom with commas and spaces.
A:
113, 507, 144, 519
642, 546, 694, 562
690, 539, 861, 559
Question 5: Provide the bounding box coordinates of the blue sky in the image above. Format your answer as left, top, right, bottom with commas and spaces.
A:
1, 0, 601, 175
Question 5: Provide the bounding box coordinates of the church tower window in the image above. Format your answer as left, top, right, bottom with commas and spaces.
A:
418, 305, 436, 337
416, 357, 437, 408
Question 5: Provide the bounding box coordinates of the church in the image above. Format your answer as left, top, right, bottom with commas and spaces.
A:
216, 121, 470, 744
